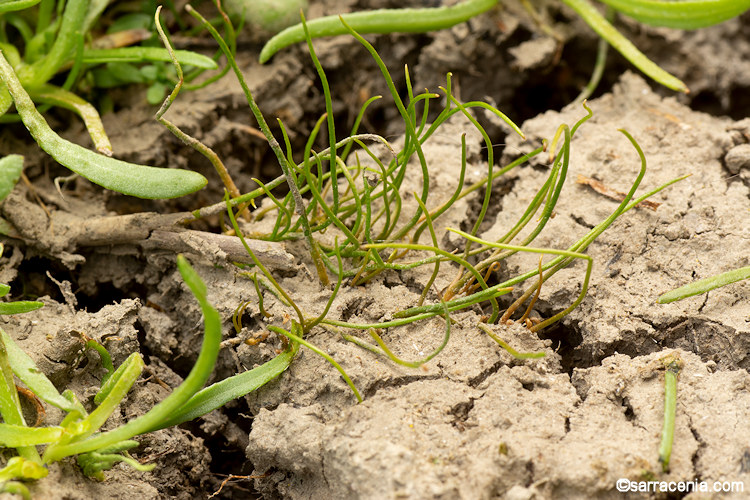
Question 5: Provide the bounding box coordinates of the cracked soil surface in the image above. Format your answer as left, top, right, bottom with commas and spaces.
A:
0, 1, 748, 498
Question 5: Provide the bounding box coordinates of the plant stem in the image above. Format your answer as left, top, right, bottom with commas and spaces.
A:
561, 0, 688, 92
42, 256, 221, 462
659, 354, 682, 472
477, 324, 545, 359
658, 266, 750, 304
259, 0, 498, 63
154, 6, 244, 206
574, 6, 613, 103
270, 324, 362, 403
187, 4, 329, 284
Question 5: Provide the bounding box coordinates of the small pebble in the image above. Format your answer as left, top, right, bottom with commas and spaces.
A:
724, 144, 750, 174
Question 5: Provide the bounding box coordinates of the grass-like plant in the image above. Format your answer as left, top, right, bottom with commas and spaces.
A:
658, 266, 750, 304
0, 1, 222, 198
255, 0, 750, 307
177, 5, 686, 396
0, 254, 296, 495
657, 353, 682, 473
258, 0, 750, 95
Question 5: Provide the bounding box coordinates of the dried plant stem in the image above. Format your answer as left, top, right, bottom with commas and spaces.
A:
153, 7, 246, 216
187, 4, 330, 285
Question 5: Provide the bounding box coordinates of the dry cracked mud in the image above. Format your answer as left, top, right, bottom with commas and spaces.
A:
0, 1, 748, 499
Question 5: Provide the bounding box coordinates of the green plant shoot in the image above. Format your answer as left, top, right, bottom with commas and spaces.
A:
259, 0, 750, 92
0, 254, 296, 486
259, 0, 497, 63
0, 50, 208, 198
595, 0, 750, 29
658, 354, 682, 473
658, 266, 750, 304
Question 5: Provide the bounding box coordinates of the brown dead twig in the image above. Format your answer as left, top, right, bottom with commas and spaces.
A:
0, 188, 295, 271
209, 473, 270, 498
576, 174, 661, 210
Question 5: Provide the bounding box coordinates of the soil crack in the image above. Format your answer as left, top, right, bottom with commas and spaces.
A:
467, 358, 505, 388
686, 414, 705, 479
362, 374, 443, 399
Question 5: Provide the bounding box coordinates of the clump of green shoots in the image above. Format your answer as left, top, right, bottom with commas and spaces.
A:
175, 5, 686, 399
252, 0, 750, 307
0, 254, 297, 493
